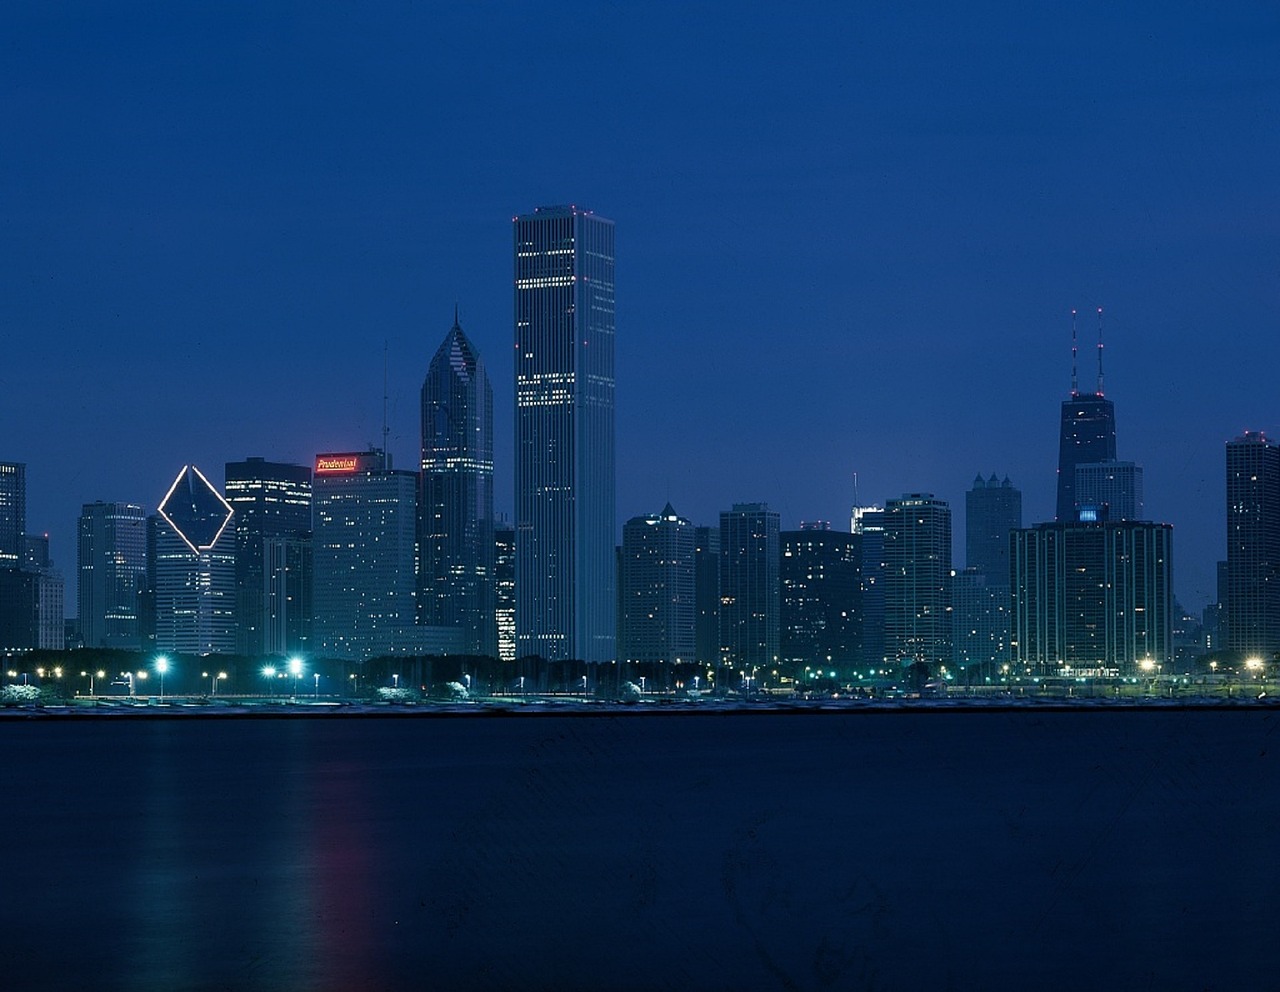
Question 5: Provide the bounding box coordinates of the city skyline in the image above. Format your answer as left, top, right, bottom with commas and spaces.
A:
4, 5, 1279, 612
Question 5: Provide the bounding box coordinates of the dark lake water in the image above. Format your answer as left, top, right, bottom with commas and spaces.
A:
3, 708, 1278, 991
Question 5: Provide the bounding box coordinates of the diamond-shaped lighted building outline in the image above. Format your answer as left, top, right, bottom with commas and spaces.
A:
157, 465, 234, 554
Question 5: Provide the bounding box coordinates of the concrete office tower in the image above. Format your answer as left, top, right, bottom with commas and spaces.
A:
514, 205, 616, 663
854, 508, 886, 669
780, 523, 860, 673
1011, 518, 1172, 676
494, 522, 516, 663
718, 503, 780, 672
0, 461, 25, 566
1225, 431, 1280, 659
224, 458, 313, 657
693, 525, 721, 667
420, 314, 495, 657
154, 465, 237, 655
883, 494, 952, 671
1056, 310, 1117, 522
77, 502, 148, 649
965, 474, 1022, 580
312, 450, 445, 661
618, 504, 696, 666
1075, 461, 1144, 521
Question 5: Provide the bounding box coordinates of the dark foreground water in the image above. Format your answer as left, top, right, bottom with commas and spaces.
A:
2, 708, 1278, 991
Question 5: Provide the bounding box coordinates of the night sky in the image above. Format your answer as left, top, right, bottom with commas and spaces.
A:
3, 3, 1277, 611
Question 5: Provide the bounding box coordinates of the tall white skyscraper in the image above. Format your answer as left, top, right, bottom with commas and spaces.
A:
513, 205, 616, 663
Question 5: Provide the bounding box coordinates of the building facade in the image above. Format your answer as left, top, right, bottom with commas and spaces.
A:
693, 525, 721, 668
0, 461, 25, 567
224, 458, 313, 657
77, 502, 148, 650
951, 567, 1010, 679
494, 522, 516, 663
420, 315, 495, 657
312, 450, 424, 661
1075, 461, 1144, 522
1011, 518, 1173, 676
1225, 431, 1280, 659
514, 205, 616, 662
1056, 394, 1117, 522
154, 465, 237, 655
965, 474, 1021, 580
718, 503, 780, 673
882, 494, 952, 670
618, 504, 696, 666
780, 523, 860, 673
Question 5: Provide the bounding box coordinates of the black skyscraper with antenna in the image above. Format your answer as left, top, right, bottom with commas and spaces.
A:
1056, 308, 1117, 521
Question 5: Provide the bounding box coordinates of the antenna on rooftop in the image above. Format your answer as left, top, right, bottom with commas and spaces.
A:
1070, 309, 1078, 396
1096, 306, 1104, 395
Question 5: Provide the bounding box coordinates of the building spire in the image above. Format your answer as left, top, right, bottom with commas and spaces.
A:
1096, 306, 1104, 395
453, 302, 460, 330
1070, 309, 1078, 396
382, 339, 390, 469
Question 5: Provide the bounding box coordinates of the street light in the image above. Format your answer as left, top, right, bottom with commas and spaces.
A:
314, 672, 320, 698
288, 657, 303, 699
155, 657, 169, 701
262, 665, 277, 698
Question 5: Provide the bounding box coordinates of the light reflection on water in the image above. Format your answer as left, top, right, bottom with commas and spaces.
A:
2, 710, 1279, 991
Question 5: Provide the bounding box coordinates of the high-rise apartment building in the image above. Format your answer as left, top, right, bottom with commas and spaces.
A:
77, 502, 148, 650
1225, 431, 1280, 659
1011, 517, 1173, 675
951, 567, 1010, 679
154, 465, 237, 655
618, 504, 696, 666
1075, 461, 1144, 521
780, 523, 860, 673
965, 474, 1021, 580
718, 503, 780, 672
420, 314, 495, 657
224, 458, 312, 657
882, 494, 952, 670
514, 205, 616, 663
0, 461, 25, 567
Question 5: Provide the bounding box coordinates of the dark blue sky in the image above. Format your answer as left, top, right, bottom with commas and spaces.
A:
3, 2, 1278, 609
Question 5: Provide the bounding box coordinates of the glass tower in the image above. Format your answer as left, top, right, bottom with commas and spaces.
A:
718, 503, 780, 672
78, 502, 148, 649
618, 504, 696, 666
224, 458, 313, 657
513, 205, 616, 663
883, 494, 952, 671
420, 315, 495, 658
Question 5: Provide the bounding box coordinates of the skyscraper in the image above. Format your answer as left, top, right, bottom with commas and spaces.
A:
154, 465, 237, 655
494, 521, 516, 663
0, 461, 25, 567
618, 504, 696, 666
420, 313, 495, 657
78, 502, 148, 650
854, 508, 886, 669
780, 523, 860, 673
514, 205, 616, 663
224, 458, 313, 657
1225, 431, 1280, 659
1011, 517, 1173, 675
1056, 310, 1116, 522
312, 450, 428, 661
882, 494, 951, 671
718, 503, 780, 673
965, 474, 1022, 580
1075, 461, 1144, 521
693, 525, 721, 668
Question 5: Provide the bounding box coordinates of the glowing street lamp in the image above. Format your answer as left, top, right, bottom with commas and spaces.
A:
155, 656, 169, 701
314, 672, 320, 698
288, 657, 303, 699
1246, 657, 1264, 681
262, 665, 277, 698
